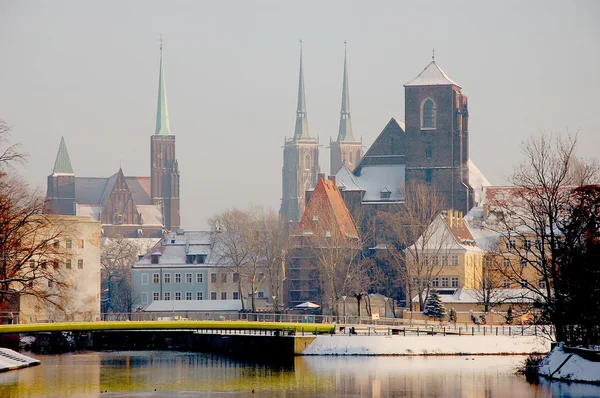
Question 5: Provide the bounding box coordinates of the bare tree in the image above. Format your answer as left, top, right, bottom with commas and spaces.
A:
378, 181, 448, 311
488, 133, 599, 342
255, 208, 287, 311
474, 251, 508, 312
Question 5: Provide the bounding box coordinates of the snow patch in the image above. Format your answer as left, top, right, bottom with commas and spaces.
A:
538, 344, 600, 384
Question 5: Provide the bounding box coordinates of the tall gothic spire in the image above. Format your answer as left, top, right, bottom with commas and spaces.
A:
155, 36, 171, 135
337, 41, 354, 142
293, 40, 310, 140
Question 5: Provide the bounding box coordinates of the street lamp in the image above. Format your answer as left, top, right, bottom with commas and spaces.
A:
272, 295, 277, 312
342, 295, 347, 322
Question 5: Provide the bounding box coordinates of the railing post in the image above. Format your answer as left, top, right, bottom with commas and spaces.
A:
472, 327, 474, 336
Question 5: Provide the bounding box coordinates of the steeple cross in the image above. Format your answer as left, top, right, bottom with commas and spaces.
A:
159, 34, 164, 51
432, 48, 435, 61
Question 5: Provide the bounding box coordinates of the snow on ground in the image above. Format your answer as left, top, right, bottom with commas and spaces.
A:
303, 335, 550, 355
538, 343, 600, 384
0, 348, 40, 371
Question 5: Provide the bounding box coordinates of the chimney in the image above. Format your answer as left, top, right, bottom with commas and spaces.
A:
318, 173, 326, 181
328, 175, 336, 186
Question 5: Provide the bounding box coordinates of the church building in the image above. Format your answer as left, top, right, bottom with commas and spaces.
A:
45, 47, 181, 238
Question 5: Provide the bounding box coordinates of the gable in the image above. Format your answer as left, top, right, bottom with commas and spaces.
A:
355, 118, 406, 174
100, 170, 141, 225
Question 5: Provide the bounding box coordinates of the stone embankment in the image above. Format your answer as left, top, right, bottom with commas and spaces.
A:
0, 348, 40, 372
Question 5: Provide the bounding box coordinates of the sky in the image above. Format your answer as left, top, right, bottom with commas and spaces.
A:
1, 1, 599, 230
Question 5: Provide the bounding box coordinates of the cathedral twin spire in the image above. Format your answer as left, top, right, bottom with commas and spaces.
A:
338, 42, 354, 143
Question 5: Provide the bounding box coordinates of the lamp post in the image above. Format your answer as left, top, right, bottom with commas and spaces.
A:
342, 295, 347, 323
272, 295, 277, 312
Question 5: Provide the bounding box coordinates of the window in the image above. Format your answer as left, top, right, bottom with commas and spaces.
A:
503, 258, 511, 268
29, 260, 35, 268
349, 151, 353, 164
66, 259, 72, 269
52, 260, 59, 269
78, 239, 84, 249
424, 256, 429, 266
510, 240, 516, 249
221, 292, 227, 300
524, 240, 532, 250
520, 280, 528, 288
233, 273, 240, 283
186, 273, 192, 284
451, 277, 459, 287
210, 292, 217, 300
164, 292, 171, 300
432, 256, 439, 266
304, 153, 311, 170
48, 280, 53, 288
153, 292, 160, 301
441, 277, 449, 287
141, 273, 149, 285
534, 240, 542, 250
451, 255, 458, 266
77, 259, 83, 269
425, 147, 432, 159
441, 256, 448, 266
175, 273, 182, 284
197, 291, 203, 300
221, 274, 227, 283
431, 278, 439, 287
41, 261, 47, 269
421, 98, 436, 129
233, 291, 239, 300
197, 273, 203, 283
197, 255, 206, 264
538, 279, 546, 289
520, 258, 528, 267
175, 292, 181, 301
153, 273, 159, 284
141, 292, 149, 304
186, 292, 192, 300
380, 189, 391, 199
164, 273, 171, 284
503, 280, 511, 289
425, 169, 432, 185
186, 254, 195, 264
53, 239, 60, 248
258, 291, 265, 298
211, 273, 217, 283
151, 254, 160, 264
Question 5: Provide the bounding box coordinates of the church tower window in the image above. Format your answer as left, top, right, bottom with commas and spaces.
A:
305, 153, 311, 170
421, 98, 436, 130
348, 151, 353, 164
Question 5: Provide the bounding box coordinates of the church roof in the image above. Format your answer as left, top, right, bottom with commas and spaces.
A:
295, 178, 360, 240
52, 137, 74, 175
404, 60, 461, 88
155, 47, 171, 135
335, 164, 363, 191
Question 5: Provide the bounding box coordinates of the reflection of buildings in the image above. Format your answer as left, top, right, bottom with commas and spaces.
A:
45, 46, 180, 238
19, 215, 101, 323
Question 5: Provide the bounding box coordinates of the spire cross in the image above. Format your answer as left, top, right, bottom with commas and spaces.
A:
159, 34, 164, 52
432, 48, 435, 61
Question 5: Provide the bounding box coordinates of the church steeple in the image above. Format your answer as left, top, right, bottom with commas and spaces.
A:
293, 41, 310, 140
337, 41, 354, 142
155, 37, 171, 135
52, 136, 74, 175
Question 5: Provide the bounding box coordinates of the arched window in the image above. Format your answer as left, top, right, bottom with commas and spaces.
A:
421, 98, 436, 129
304, 153, 311, 170
348, 151, 353, 164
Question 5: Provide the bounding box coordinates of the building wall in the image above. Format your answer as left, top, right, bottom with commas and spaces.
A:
19, 215, 102, 323
281, 140, 320, 223
330, 141, 363, 174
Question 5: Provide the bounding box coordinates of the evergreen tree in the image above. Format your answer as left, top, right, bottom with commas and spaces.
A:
449, 307, 457, 323
423, 291, 446, 320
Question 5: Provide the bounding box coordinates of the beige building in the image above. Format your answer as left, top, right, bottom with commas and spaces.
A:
19, 215, 102, 323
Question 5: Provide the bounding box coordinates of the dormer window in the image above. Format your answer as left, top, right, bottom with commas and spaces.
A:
380, 187, 391, 199
151, 253, 161, 264
312, 214, 319, 223
421, 98, 436, 130
197, 254, 207, 264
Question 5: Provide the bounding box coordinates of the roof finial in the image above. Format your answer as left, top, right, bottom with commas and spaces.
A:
159, 34, 164, 52
432, 48, 435, 61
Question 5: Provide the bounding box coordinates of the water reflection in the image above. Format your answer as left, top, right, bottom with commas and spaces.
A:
0, 352, 598, 397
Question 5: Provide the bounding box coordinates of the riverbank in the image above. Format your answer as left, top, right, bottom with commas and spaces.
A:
538, 343, 600, 384
302, 334, 550, 355
0, 348, 39, 372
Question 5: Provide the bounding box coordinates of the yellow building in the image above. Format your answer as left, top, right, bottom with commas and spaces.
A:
19, 215, 101, 323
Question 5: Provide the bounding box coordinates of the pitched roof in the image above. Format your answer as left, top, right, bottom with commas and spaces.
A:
155, 50, 171, 135
404, 61, 461, 88
52, 137, 74, 175
295, 178, 359, 240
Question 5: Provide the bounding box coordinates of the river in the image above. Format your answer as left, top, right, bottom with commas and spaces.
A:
0, 351, 599, 397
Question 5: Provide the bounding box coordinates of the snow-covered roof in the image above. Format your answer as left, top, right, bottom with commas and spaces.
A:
412, 288, 540, 304
359, 165, 405, 202
404, 61, 461, 88
335, 164, 363, 191
468, 160, 491, 206
137, 205, 163, 226
143, 300, 243, 312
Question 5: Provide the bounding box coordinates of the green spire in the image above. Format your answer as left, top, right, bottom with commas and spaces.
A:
52, 136, 74, 175
155, 40, 171, 135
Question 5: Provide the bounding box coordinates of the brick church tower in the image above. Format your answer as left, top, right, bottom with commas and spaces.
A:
150, 44, 181, 231
403, 56, 473, 213
330, 43, 362, 175
45, 137, 76, 215
281, 42, 320, 225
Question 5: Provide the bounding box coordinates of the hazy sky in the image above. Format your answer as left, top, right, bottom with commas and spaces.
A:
1, 1, 599, 229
